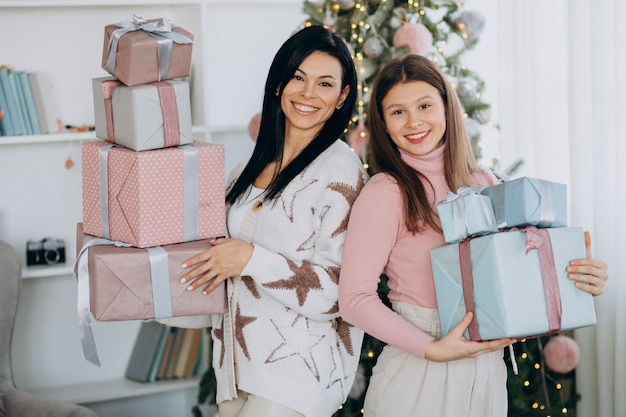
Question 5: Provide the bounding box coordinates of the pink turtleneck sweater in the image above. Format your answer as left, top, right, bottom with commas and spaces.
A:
338, 145, 495, 357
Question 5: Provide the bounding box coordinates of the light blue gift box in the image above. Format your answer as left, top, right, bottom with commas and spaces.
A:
437, 191, 498, 243
480, 177, 568, 229
430, 227, 596, 341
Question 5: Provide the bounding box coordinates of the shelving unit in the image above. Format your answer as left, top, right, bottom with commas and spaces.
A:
0, 1, 303, 415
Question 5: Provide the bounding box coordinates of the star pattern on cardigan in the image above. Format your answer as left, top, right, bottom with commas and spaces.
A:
241, 275, 261, 299
213, 315, 226, 367
334, 317, 356, 356
326, 172, 366, 237
326, 350, 344, 390
280, 175, 318, 222
235, 303, 257, 361
265, 314, 325, 382
322, 266, 341, 315
261, 256, 321, 306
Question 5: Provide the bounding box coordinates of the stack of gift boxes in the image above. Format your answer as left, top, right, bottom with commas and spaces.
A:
430, 177, 597, 341
76, 16, 226, 327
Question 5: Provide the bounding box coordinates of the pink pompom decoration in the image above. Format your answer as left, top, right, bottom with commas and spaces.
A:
347, 122, 369, 160
543, 335, 581, 374
393, 23, 433, 56
248, 112, 262, 142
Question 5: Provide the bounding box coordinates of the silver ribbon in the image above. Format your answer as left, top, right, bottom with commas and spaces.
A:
105, 14, 193, 82
145, 246, 173, 319
98, 143, 116, 239
445, 187, 494, 240
183, 145, 199, 241
75, 237, 174, 366
75, 235, 131, 367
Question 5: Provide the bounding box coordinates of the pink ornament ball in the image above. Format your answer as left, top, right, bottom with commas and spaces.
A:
248, 113, 262, 142
543, 335, 581, 374
393, 23, 433, 56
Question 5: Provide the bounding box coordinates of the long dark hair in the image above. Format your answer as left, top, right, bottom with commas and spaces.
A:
226, 25, 358, 205
368, 54, 478, 233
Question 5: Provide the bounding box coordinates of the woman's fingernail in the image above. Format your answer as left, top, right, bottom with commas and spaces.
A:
181, 263, 187, 268
202, 290, 208, 295
186, 285, 194, 291
179, 278, 186, 284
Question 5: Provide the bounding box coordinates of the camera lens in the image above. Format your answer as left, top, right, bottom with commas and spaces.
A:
44, 249, 60, 265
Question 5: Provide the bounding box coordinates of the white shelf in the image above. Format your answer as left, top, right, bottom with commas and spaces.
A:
21, 262, 75, 279
0, 131, 96, 146
0, 126, 208, 146
29, 377, 200, 405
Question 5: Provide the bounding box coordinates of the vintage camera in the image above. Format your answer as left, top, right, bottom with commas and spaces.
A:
26, 238, 66, 266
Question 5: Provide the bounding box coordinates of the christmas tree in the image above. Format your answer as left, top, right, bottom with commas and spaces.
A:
506, 335, 581, 417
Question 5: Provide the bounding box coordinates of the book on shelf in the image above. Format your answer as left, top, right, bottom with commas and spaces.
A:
183, 328, 204, 379
17, 71, 41, 135
164, 327, 187, 380
156, 326, 180, 381
173, 328, 195, 379
125, 321, 170, 383
126, 323, 206, 383
0, 67, 60, 137
0, 78, 11, 136
28, 72, 60, 134
0, 67, 25, 136
8, 70, 31, 135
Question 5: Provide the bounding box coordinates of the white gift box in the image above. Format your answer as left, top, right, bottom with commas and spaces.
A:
92, 76, 193, 151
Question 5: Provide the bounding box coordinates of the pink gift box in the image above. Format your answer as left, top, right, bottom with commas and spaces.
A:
76, 223, 225, 321
82, 140, 226, 248
102, 17, 193, 86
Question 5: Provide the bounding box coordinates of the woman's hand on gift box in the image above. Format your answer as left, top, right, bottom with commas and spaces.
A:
566, 231, 609, 296
424, 312, 517, 362
179, 238, 254, 295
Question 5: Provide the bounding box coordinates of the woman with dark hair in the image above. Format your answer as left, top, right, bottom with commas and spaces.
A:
338, 54, 608, 416
179, 25, 368, 417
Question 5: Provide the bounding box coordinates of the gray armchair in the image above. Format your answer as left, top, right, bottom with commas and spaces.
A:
0, 240, 98, 417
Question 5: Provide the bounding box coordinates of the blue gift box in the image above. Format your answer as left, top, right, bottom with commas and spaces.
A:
437, 190, 498, 243
430, 227, 596, 341
480, 177, 568, 229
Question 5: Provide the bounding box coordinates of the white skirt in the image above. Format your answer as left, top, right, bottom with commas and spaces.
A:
363, 301, 508, 417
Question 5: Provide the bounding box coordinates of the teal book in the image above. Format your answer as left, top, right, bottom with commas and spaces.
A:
0, 68, 25, 135
9, 71, 32, 135
0, 79, 14, 135
17, 71, 41, 135
147, 325, 172, 382
125, 321, 171, 383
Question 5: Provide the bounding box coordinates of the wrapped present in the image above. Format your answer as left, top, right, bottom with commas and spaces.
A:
480, 176, 568, 229
437, 187, 498, 243
430, 226, 596, 341
102, 15, 193, 86
82, 140, 226, 248
92, 77, 193, 151
75, 223, 226, 322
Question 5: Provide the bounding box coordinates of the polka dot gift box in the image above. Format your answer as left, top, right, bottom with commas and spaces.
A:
82, 140, 226, 248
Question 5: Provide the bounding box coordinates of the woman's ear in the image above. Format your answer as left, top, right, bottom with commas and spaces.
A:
337, 85, 350, 109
